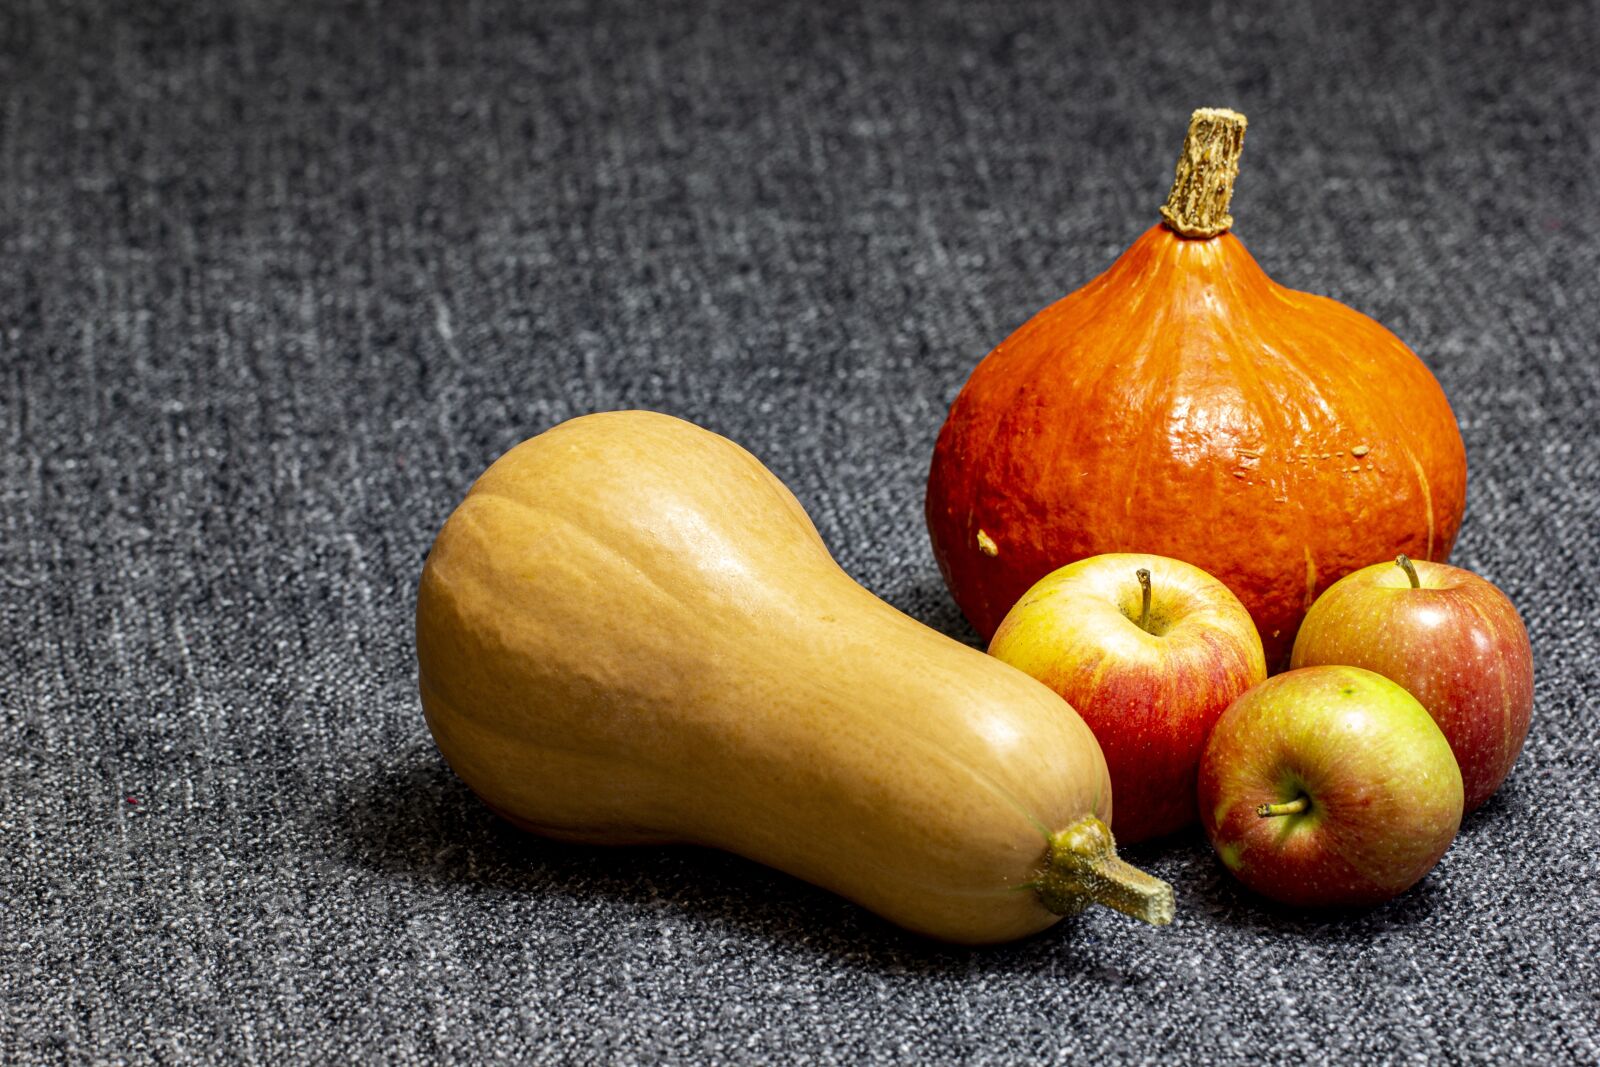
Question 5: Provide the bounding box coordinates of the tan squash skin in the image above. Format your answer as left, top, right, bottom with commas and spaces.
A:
416, 411, 1159, 944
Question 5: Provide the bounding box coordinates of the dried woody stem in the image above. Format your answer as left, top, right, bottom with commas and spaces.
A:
1160, 107, 1248, 238
1037, 816, 1175, 926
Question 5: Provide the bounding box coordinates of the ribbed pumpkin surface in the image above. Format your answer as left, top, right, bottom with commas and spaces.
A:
926, 222, 1467, 667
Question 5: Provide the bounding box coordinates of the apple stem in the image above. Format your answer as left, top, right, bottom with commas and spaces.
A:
1037, 816, 1175, 926
1136, 568, 1152, 633
1396, 554, 1421, 589
1256, 796, 1311, 818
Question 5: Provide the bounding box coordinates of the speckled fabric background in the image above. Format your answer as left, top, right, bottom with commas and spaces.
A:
4, 0, 1598, 1062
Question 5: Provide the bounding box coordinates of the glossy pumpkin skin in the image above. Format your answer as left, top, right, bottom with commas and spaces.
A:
417, 410, 1117, 944
927, 223, 1467, 667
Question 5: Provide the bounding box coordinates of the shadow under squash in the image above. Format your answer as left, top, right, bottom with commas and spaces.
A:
327, 744, 1131, 980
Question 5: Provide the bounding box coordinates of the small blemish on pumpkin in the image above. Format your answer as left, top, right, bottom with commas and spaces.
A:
1348, 465, 1361, 473
976, 530, 998, 557
1351, 444, 1370, 457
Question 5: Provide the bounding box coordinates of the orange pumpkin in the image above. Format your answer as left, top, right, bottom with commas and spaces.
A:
926, 108, 1467, 667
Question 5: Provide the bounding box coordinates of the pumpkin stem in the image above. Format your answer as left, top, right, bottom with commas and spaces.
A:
1038, 816, 1175, 926
1160, 107, 1248, 239
1396, 554, 1421, 589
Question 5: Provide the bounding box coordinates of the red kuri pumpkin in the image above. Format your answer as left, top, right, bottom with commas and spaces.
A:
926, 108, 1467, 667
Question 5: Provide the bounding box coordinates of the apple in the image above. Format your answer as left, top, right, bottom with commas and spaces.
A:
1198, 665, 1463, 907
1290, 555, 1534, 812
988, 553, 1267, 843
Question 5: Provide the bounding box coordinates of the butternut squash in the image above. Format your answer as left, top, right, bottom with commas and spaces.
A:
415, 410, 1173, 943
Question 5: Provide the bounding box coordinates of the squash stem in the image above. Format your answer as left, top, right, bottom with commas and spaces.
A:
1160, 107, 1248, 239
1038, 816, 1175, 926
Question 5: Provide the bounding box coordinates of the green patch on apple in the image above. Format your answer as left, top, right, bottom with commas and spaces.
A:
1198, 665, 1463, 907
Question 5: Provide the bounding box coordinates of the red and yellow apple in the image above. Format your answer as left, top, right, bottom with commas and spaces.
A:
988, 553, 1266, 843
1198, 665, 1463, 907
1290, 556, 1533, 811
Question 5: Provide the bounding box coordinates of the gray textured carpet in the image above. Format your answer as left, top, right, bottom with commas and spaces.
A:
4, 0, 1598, 1062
